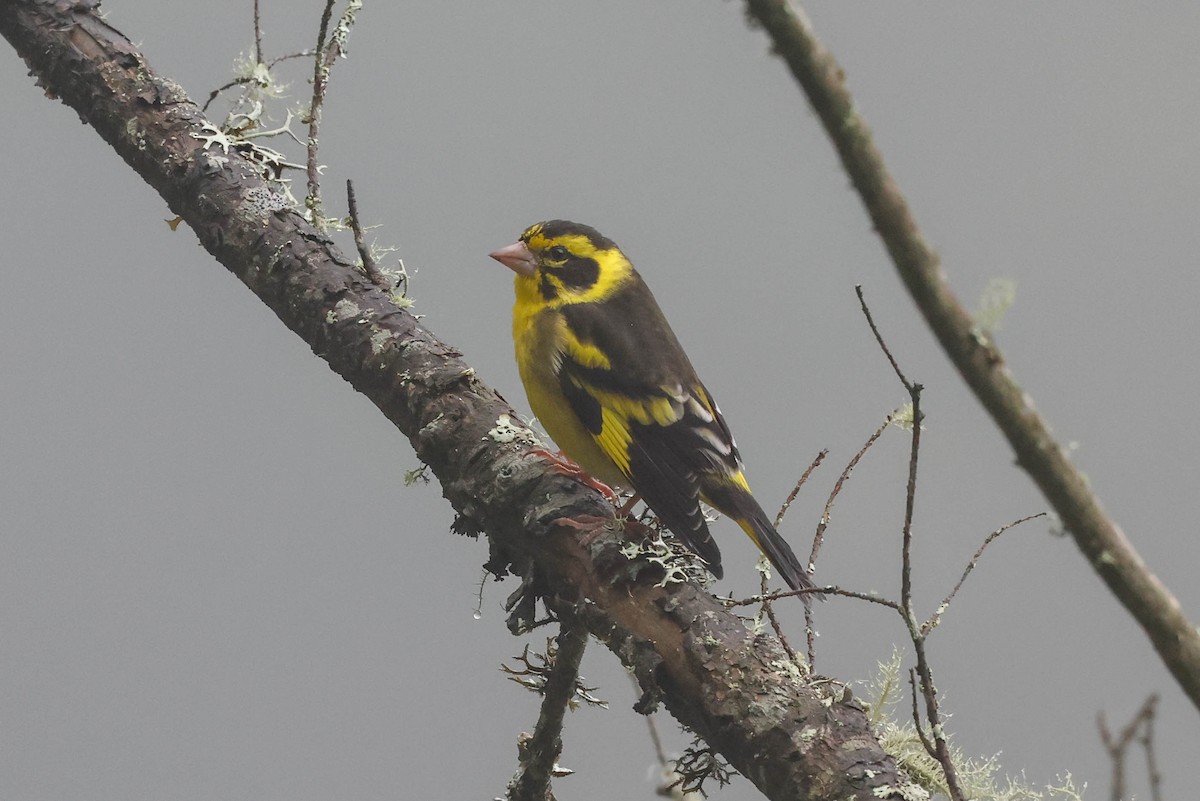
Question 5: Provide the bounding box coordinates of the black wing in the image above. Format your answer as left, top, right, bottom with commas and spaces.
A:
555, 279, 742, 576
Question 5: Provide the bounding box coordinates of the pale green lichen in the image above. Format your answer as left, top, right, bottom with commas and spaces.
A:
403, 464, 430, 486
124, 118, 147, 151
860, 648, 1086, 801
488, 414, 540, 446
369, 329, 394, 355
971, 278, 1017, 338
329, 298, 362, 323
873, 782, 930, 801
618, 529, 710, 587
190, 122, 234, 154
890, 403, 923, 432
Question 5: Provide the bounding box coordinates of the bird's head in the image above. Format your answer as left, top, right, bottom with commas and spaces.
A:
490, 220, 633, 305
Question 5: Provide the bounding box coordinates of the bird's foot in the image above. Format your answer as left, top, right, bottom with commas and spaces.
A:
529, 448, 619, 503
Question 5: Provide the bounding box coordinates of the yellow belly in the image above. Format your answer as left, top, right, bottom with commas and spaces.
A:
514, 305, 626, 487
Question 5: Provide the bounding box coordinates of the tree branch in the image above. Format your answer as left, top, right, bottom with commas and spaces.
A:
0, 2, 915, 798
743, 0, 1200, 712
506, 623, 589, 801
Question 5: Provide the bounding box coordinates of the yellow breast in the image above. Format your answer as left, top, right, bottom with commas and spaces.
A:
512, 298, 626, 487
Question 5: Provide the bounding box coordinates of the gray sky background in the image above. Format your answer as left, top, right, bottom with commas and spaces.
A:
3, 2, 1199, 799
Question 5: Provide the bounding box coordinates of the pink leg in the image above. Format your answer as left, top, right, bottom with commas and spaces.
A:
529, 448, 619, 503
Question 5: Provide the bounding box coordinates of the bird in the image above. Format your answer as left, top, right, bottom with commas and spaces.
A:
489, 220, 815, 594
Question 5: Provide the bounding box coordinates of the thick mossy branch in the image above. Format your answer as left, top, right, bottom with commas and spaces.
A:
3, 3, 912, 799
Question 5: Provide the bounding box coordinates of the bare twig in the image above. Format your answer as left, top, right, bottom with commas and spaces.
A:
860, 282, 964, 800
857, 285, 912, 391
506, 624, 590, 801
909, 633, 963, 800
345, 179, 389, 289
643, 711, 669, 768
907, 668, 936, 756
1099, 694, 1161, 801
731, 585, 898, 612
810, 417, 889, 573
760, 566, 798, 663
774, 449, 828, 529
896, 384, 964, 801
1141, 700, 1164, 801
923, 512, 1047, 636
200, 51, 314, 113
252, 0, 264, 66
898, 386, 923, 615
306, 0, 361, 228
805, 413, 892, 664
743, 0, 1200, 712
305, 0, 336, 221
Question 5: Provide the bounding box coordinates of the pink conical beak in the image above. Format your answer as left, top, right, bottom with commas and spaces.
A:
489, 241, 538, 277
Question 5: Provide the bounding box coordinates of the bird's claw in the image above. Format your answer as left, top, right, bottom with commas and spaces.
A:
529, 448, 619, 503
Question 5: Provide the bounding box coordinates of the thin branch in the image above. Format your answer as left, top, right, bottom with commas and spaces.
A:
252, 0, 264, 66
200, 51, 314, 113
805, 413, 891, 663
856, 285, 912, 391
507, 624, 589, 801
731, 585, 898, 613
1140, 699, 1164, 801
743, 0, 1200, 712
910, 632, 964, 801
810, 416, 889, 573
306, 0, 361, 228
642, 709, 669, 768
305, 0, 336, 220
860, 279, 966, 800
760, 565, 798, 663
907, 668, 936, 756
895, 382, 965, 801
922, 512, 1046, 636
1099, 694, 1161, 801
345, 179, 389, 289
775, 449, 827, 529
898, 386, 922, 616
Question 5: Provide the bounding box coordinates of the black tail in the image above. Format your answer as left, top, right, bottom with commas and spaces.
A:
704, 479, 816, 595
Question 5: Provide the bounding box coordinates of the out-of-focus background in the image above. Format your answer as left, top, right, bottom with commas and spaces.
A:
3, 2, 1198, 799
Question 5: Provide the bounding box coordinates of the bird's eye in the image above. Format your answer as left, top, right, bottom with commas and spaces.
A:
547, 245, 570, 261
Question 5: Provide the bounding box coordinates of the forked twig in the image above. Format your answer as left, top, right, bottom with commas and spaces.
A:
1099, 694, 1161, 801
306, 0, 361, 227
864, 285, 964, 801
908, 668, 936, 755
